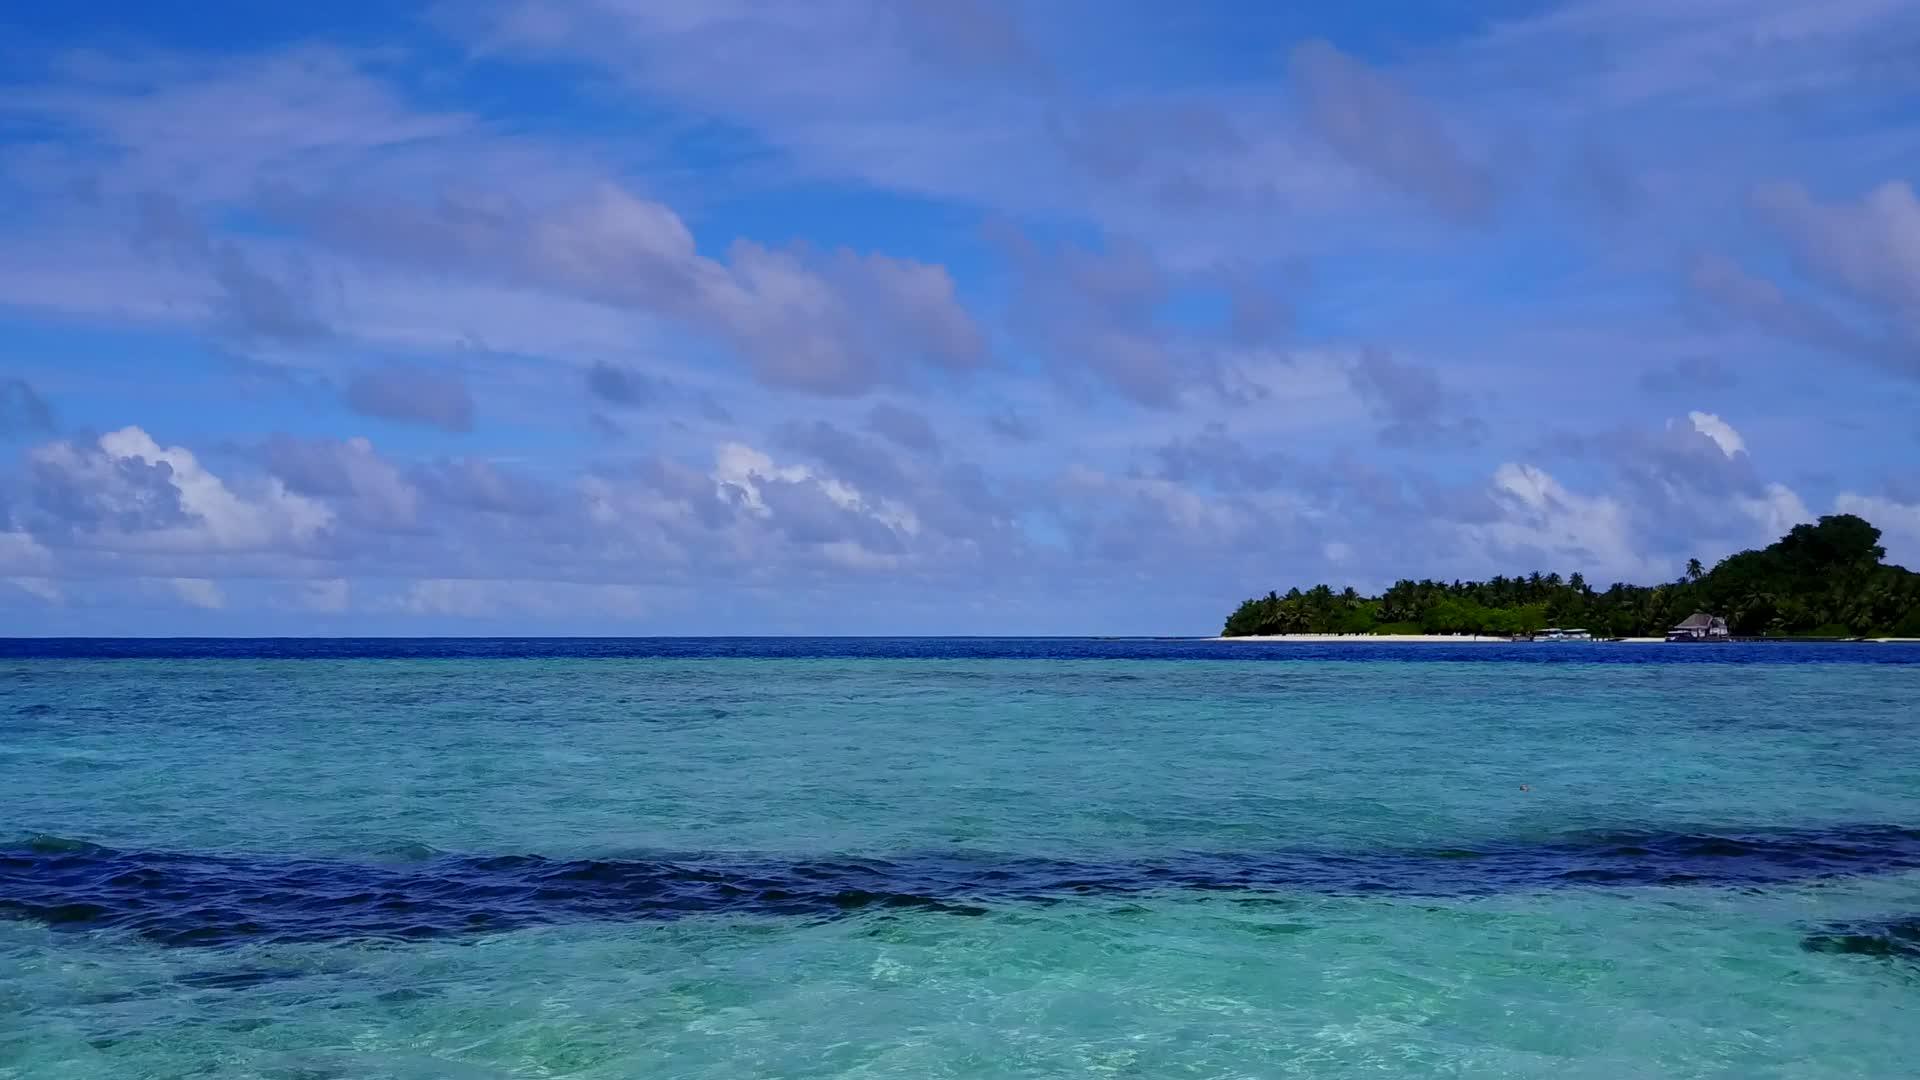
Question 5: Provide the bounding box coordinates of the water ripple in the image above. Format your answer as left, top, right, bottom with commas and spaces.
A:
1801, 916, 1920, 959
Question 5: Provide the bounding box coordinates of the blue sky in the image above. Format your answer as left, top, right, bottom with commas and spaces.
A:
2, 0, 1918, 635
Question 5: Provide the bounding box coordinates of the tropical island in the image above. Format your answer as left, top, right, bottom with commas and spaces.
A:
1221, 515, 1920, 639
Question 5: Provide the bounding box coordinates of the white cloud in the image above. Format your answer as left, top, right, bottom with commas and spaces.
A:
1290, 40, 1494, 222
1737, 482, 1811, 539
1464, 0, 1915, 114
1058, 462, 1288, 552
211, 183, 986, 397
16, 46, 475, 203
166, 577, 226, 609
394, 578, 499, 618
817, 539, 907, 571
1687, 410, 1747, 458
1834, 493, 1920, 567
498, 187, 986, 395
0, 529, 53, 573
713, 442, 852, 516
330, 438, 419, 525
293, 578, 351, 613
711, 441, 920, 537
1, 530, 62, 604
1468, 463, 1654, 581
33, 426, 332, 553
265, 435, 420, 529
1754, 180, 1920, 316
5, 577, 63, 605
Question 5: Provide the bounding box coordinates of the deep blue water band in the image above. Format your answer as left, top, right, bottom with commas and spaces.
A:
4, 637, 1920, 663
7, 825, 1919, 949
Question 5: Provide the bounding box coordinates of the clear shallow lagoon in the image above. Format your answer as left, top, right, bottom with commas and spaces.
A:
4, 640, 1918, 1078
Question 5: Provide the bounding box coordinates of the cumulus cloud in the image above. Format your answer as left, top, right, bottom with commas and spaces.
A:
767, 419, 1018, 557
714, 442, 916, 540
574, 435, 1024, 584
412, 457, 551, 516
1687, 411, 1746, 458
1289, 40, 1495, 223
776, 421, 913, 497
1053, 461, 1302, 563
1464, 463, 1650, 581
31, 426, 331, 554
1737, 482, 1811, 542
363, 434, 1009, 610
1536, 411, 1812, 562
264, 435, 420, 529
345, 366, 475, 432
1833, 493, 1920, 567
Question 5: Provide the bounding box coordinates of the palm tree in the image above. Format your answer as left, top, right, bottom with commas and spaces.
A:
1685, 558, 1704, 582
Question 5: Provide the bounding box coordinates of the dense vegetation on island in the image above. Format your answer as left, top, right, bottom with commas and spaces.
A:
1222, 515, 1920, 639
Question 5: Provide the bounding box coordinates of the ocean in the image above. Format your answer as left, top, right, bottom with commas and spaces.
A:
4, 639, 1918, 1078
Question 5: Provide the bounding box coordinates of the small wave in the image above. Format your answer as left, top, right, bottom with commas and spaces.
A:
1802, 917, 1920, 959
175, 968, 310, 991
16, 834, 104, 855
367, 840, 446, 863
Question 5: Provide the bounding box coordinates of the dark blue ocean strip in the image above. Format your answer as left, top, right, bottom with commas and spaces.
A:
6, 825, 1919, 948
3, 637, 1918, 663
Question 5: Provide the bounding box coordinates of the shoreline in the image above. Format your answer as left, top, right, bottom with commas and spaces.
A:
1209, 633, 1513, 643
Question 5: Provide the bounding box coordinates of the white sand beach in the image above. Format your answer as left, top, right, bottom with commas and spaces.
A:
1209, 633, 1512, 643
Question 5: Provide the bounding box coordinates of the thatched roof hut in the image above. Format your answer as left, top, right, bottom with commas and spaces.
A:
1669, 612, 1730, 639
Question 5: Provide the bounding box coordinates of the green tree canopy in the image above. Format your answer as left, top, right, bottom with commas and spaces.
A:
1221, 515, 1919, 639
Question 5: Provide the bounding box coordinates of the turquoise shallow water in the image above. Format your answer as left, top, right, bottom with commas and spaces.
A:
4, 641, 1919, 1077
